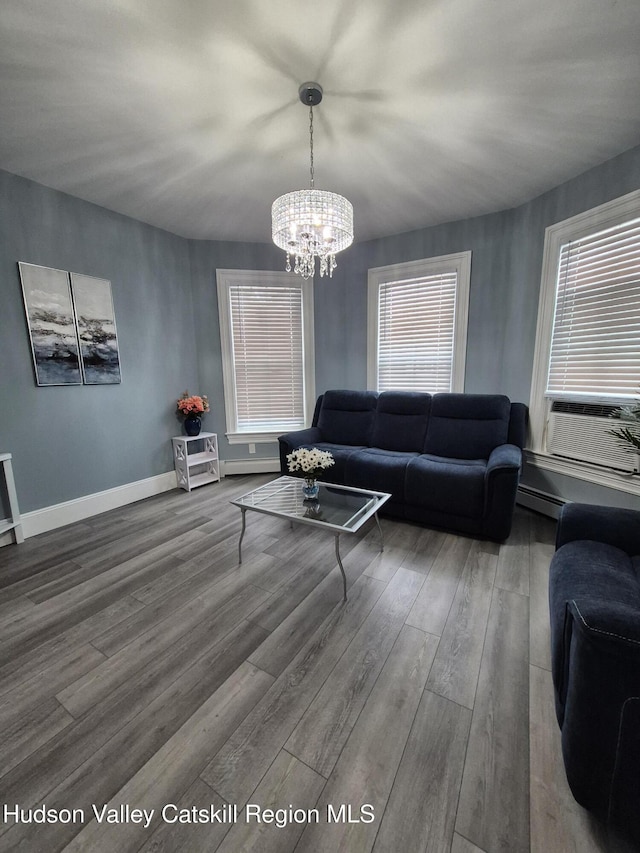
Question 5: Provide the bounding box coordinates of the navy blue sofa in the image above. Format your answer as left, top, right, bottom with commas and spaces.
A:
278, 389, 527, 541
549, 503, 640, 844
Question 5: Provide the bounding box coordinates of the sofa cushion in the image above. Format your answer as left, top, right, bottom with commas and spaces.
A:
405, 454, 486, 518
306, 442, 366, 484
370, 391, 431, 452
345, 448, 417, 502
317, 390, 378, 446
424, 393, 511, 460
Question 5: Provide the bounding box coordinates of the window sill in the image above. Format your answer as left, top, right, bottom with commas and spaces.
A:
226, 431, 285, 445
525, 450, 640, 496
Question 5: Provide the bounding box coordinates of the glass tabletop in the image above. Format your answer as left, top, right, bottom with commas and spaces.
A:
231, 476, 391, 533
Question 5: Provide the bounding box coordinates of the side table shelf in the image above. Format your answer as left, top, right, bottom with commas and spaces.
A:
0, 453, 24, 544
172, 432, 220, 492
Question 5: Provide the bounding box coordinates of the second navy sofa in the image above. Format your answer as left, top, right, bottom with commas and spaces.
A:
549, 503, 640, 845
278, 389, 527, 541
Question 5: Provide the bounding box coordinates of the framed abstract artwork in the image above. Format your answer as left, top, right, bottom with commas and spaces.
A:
18, 262, 82, 386
70, 273, 121, 384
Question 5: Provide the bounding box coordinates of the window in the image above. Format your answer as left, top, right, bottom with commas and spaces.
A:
528, 188, 640, 491
367, 252, 471, 392
547, 217, 640, 401
216, 269, 315, 444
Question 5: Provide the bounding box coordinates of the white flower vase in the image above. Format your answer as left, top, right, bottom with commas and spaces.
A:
302, 478, 320, 501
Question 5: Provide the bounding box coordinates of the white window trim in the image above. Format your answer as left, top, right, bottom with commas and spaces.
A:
216, 268, 315, 444
528, 188, 640, 494
366, 251, 471, 392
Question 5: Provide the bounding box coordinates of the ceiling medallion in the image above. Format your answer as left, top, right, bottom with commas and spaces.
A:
271, 83, 354, 279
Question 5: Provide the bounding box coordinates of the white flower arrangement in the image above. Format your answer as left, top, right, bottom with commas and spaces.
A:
286, 447, 335, 479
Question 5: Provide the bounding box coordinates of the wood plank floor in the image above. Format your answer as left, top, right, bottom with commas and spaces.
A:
0, 474, 636, 853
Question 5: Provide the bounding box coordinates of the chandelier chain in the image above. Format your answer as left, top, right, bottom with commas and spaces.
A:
309, 105, 314, 190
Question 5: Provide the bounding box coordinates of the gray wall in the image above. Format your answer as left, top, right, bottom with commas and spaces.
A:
2, 142, 640, 518
317, 209, 517, 396
316, 144, 640, 407
0, 170, 198, 513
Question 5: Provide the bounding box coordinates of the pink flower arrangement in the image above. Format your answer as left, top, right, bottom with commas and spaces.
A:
177, 391, 210, 417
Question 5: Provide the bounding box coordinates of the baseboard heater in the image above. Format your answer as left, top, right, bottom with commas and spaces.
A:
516, 485, 566, 519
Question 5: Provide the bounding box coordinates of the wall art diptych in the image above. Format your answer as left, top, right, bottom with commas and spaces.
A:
70, 273, 121, 384
19, 263, 121, 386
18, 262, 82, 386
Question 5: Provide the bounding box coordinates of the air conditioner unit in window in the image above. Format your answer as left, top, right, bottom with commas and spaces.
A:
547, 404, 639, 472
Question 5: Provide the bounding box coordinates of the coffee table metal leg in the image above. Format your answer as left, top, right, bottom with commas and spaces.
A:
374, 512, 384, 551
335, 534, 347, 601
238, 507, 246, 564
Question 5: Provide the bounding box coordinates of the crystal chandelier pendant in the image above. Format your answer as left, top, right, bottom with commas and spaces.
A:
271, 83, 354, 278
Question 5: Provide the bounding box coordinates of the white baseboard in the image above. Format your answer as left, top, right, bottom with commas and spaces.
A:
516, 484, 566, 519
0, 462, 283, 547
0, 471, 177, 546
221, 457, 280, 476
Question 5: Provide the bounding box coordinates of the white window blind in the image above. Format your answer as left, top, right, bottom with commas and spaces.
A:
377, 273, 458, 392
546, 216, 640, 401
228, 284, 305, 432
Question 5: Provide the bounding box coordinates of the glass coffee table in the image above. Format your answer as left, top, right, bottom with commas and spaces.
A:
231, 476, 392, 600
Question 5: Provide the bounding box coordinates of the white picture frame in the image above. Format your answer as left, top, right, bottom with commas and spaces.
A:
70, 273, 121, 384
18, 262, 82, 386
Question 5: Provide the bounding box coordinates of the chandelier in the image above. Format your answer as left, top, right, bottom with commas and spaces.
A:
272, 83, 354, 279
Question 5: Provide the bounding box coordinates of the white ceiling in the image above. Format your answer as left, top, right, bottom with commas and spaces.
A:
1, 0, 639, 244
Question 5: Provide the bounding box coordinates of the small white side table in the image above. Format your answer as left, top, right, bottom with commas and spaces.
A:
172, 432, 220, 491
0, 453, 24, 544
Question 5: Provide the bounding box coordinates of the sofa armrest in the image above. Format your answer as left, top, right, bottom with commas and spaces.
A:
278, 427, 323, 474
482, 444, 522, 540
486, 443, 522, 473
555, 503, 640, 554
